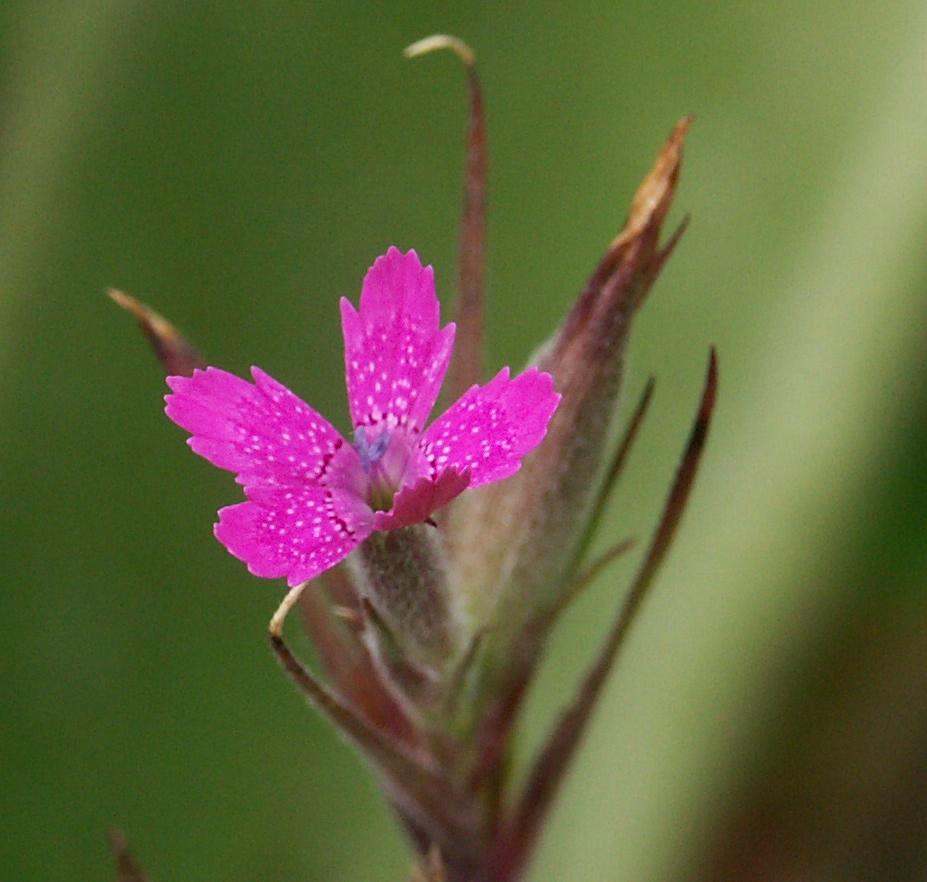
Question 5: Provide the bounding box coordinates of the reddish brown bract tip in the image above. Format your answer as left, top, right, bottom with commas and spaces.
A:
555, 115, 694, 354
616, 114, 693, 254
108, 288, 205, 377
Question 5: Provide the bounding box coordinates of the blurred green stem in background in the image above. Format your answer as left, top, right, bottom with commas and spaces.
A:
546, 7, 927, 880
0, 1, 142, 380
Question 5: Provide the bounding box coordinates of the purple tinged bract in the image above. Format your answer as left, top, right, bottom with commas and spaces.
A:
165, 247, 560, 588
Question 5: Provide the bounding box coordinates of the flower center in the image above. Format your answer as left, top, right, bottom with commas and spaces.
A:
353, 426, 414, 513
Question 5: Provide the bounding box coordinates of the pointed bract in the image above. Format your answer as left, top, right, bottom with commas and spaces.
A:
108, 288, 205, 377
493, 350, 717, 882
406, 35, 488, 402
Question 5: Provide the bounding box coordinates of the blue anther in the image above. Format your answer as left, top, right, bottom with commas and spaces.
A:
354, 426, 390, 473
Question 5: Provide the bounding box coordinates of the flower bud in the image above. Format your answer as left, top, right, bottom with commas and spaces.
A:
448, 118, 693, 710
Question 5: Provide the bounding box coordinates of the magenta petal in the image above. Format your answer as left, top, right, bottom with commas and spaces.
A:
372, 468, 471, 531
215, 485, 373, 587
341, 247, 456, 434
166, 366, 347, 490
420, 367, 561, 488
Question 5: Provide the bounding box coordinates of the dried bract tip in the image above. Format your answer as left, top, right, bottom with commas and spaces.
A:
268, 581, 309, 637
611, 114, 694, 256
558, 115, 694, 348
108, 288, 204, 377
404, 34, 475, 68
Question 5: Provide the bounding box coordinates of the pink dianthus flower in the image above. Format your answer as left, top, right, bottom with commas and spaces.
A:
165, 247, 560, 587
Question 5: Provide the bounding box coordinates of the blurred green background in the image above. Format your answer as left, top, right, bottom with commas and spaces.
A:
2, 2, 926, 880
